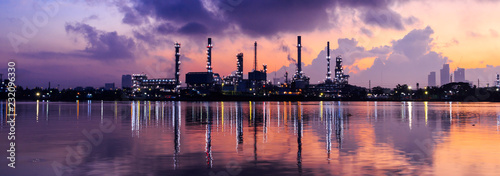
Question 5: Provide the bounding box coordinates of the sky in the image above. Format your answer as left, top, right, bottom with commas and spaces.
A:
1, 0, 500, 89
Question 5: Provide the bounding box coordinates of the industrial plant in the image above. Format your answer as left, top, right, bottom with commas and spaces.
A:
119, 36, 365, 100
7, 35, 500, 102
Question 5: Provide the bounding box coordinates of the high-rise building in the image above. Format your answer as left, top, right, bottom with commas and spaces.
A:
454, 67, 465, 82
440, 64, 450, 85
428, 72, 436, 87
122, 75, 132, 89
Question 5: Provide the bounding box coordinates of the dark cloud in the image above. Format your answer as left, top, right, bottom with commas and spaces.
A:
362, 8, 405, 30
65, 22, 137, 60
129, 0, 227, 35
404, 16, 419, 25
119, 4, 147, 25
178, 22, 208, 35
121, 0, 411, 37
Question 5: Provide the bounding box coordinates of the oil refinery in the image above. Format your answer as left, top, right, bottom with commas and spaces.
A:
122, 36, 366, 100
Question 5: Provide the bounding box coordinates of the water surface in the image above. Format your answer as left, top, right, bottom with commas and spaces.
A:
1, 101, 500, 175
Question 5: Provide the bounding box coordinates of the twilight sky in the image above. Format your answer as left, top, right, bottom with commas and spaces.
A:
1, 0, 500, 88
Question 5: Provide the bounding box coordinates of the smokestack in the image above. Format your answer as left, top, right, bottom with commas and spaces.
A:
326, 41, 331, 80
207, 38, 213, 73
175, 42, 181, 86
297, 36, 302, 74
254, 41, 257, 71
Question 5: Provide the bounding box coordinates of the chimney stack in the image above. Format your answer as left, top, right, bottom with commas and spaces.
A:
297, 36, 302, 74
174, 42, 181, 86
207, 38, 213, 73
326, 41, 331, 80
254, 41, 257, 71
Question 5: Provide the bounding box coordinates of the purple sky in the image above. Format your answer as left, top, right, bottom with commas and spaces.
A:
1, 0, 500, 88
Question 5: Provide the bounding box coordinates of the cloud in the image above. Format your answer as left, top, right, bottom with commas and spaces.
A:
118, 4, 147, 25
404, 16, 419, 25
82, 14, 99, 23
178, 22, 208, 35
392, 26, 434, 58
360, 27, 373, 37
361, 8, 405, 30
21, 23, 139, 62
269, 26, 449, 87
120, 0, 411, 37
65, 22, 137, 61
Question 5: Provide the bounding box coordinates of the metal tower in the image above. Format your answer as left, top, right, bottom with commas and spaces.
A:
254, 41, 257, 71
174, 42, 181, 87
326, 41, 332, 81
297, 36, 302, 74
207, 38, 213, 73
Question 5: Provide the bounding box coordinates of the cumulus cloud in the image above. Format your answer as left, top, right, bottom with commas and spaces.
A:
269, 26, 450, 87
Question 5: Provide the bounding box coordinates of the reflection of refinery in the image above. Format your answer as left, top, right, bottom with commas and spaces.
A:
123, 36, 360, 100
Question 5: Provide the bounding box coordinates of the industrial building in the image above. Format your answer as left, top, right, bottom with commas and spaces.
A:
247, 41, 268, 93
121, 36, 358, 99
222, 53, 248, 93
292, 36, 310, 90
185, 38, 222, 95
311, 41, 350, 98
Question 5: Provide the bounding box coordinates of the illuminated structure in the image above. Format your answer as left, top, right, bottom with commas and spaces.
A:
292, 36, 310, 90
310, 42, 348, 97
140, 78, 177, 91
334, 55, 349, 86
185, 38, 222, 93
236, 53, 244, 81
325, 41, 332, 83
207, 38, 213, 73
248, 41, 267, 92
175, 42, 181, 88
222, 53, 248, 93
123, 42, 183, 97
132, 74, 147, 92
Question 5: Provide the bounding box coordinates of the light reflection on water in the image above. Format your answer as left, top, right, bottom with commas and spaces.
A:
1, 101, 500, 175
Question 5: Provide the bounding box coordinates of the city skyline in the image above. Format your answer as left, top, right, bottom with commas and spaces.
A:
2, 0, 500, 88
